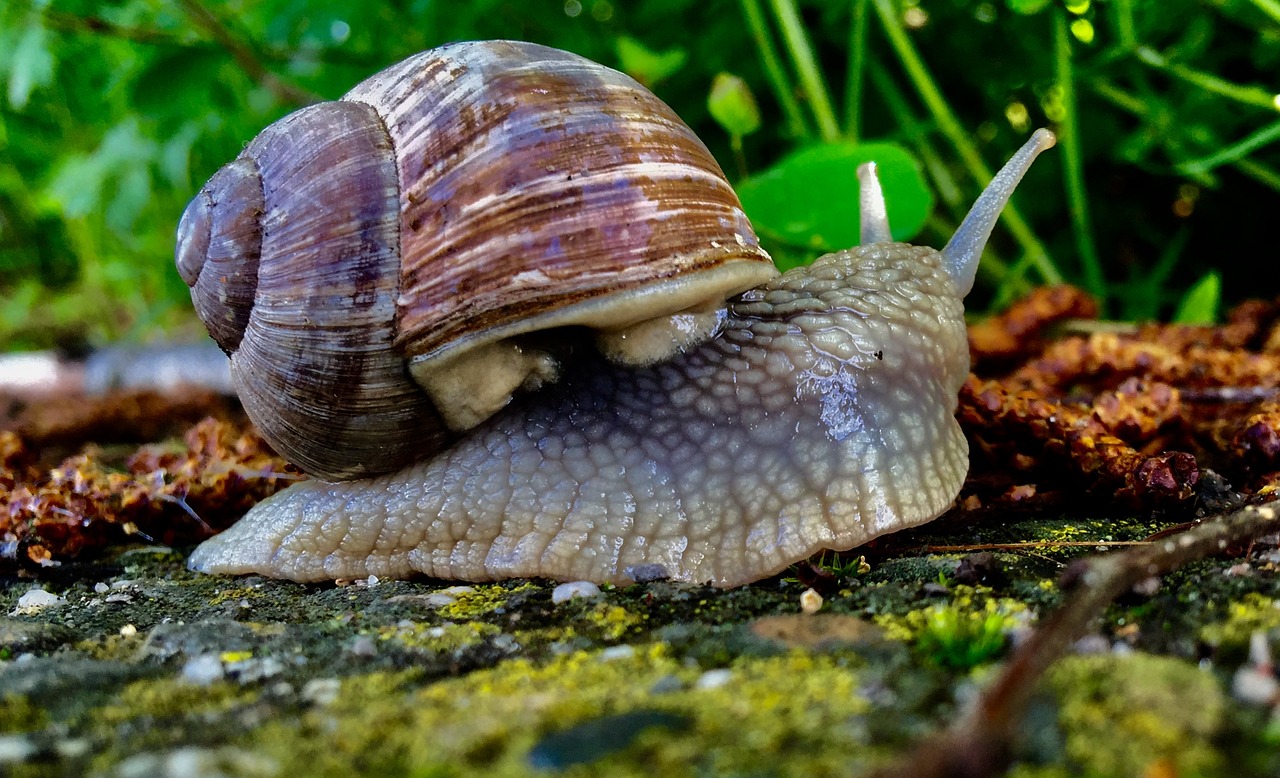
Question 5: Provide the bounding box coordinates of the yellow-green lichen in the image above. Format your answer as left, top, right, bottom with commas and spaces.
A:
434, 582, 537, 621
91, 678, 256, 728
1046, 653, 1226, 777
1200, 593, 1280, 655
583, 603, 644, 641
71, 631, 147, 661
243, 643, 879, 777
375, 621, 501, 653
206, 585, 268, 607
0, 693, 48, 733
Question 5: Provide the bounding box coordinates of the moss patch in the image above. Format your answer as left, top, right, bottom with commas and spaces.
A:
243, 644, 881, 776
1045, 653, 1226, 777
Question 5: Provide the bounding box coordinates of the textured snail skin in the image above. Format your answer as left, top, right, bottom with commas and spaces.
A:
188, 243, 970, 586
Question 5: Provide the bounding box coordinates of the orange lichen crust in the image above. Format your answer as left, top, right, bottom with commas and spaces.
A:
0, 418, 298, 570
968, 285, 1099, 366
953, 289, 1280, 519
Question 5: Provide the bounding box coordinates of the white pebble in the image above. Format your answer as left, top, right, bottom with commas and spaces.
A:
800, 587, 823, 614
1232, 667, 1279, 706
180, 654, 225, 686
599, 645, 636, 661
695, 669, 733, 690
552, 581, 603, 604
302, 678, 342, 706
0, 735, 36, 763
11, 588, 64, 615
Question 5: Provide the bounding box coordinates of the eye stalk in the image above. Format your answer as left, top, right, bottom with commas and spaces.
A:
857, 161, 893, 245
941, 128, 1057, 296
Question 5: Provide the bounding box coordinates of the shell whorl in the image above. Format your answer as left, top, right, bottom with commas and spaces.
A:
187, 102, 446, 480
177, 40, 775, 480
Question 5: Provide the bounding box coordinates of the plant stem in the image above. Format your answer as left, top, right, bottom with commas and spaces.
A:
844, 0, 870, 141
869, 0, 1061, 286
1135, 45, 1280, 111
1176, 119, 1280, 175
1054, 10, 1106, 305
1089, 79, 1280, 193
177, 0, 319, 106
769, 0, 841, 141
739, 0, 811, 139
1249, 0, 1280, 26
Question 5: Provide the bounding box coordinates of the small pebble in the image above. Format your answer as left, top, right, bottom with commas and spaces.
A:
1232, 667, 1279, 706
348, 636, 378, 657
105, 593, 133, 604
11, 589, 64, 615
1250, 630, 1274, 667
226, 656, 284, 684
302, 678, 342, 706
1130, 576, 1161, 597
1071, 635, 1111, 655
552, 581, 603, 604
0, 735, 36, 764
94, 582, 110, 594
695, 669, 733, 690
799, 587, 823, 614
119, 624, 138, 638
422, 585, 475, 607
492, 633, 520, 653
599, 645, 636, 661
180, 654, 225, 686
624, 563, 670, 583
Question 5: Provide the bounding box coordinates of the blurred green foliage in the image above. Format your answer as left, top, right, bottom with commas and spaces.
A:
1, 0, 1278, 350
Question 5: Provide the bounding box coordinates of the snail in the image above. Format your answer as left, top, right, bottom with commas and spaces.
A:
179, 40, 1055, 586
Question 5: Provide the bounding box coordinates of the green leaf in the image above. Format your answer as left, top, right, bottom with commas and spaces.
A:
1171, 271, 1220, 324
7, 23, 54, 109
707, 73, 760, 138
614, 36, 686, 87
736, 141, 932, 260
1006, 0, 1052, 14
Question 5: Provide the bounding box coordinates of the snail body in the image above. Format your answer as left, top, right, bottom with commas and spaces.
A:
180, 40, 1055, 586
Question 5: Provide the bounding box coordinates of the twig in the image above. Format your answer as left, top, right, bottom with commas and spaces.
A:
177, 0, 319, 107
871, 499, 1280, 778
41, 10, 181, 45
919, 541, 1149, 553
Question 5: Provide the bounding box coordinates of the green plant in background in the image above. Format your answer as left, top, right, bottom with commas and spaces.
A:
1, 0, 1277, 350
876, 593, 1029, 670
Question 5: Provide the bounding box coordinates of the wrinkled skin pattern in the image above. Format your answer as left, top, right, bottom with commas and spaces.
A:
189, 244, 971, 586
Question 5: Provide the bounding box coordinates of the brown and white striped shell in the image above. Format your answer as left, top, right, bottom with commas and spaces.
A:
174, 40, 775, 480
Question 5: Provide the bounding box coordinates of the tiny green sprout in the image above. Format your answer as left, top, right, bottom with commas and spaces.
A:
915, 600, 1017, 670
707, 72, 760, 178
817, 550, 871, 580
783, 551, 871, 588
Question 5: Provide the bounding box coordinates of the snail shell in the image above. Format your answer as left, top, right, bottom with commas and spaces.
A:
175, 40, 775, 480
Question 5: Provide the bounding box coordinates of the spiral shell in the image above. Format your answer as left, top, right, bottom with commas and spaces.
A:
176, 40, 774, 480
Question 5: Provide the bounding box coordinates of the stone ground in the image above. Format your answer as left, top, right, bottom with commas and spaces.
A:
3, 508, 1279, 777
